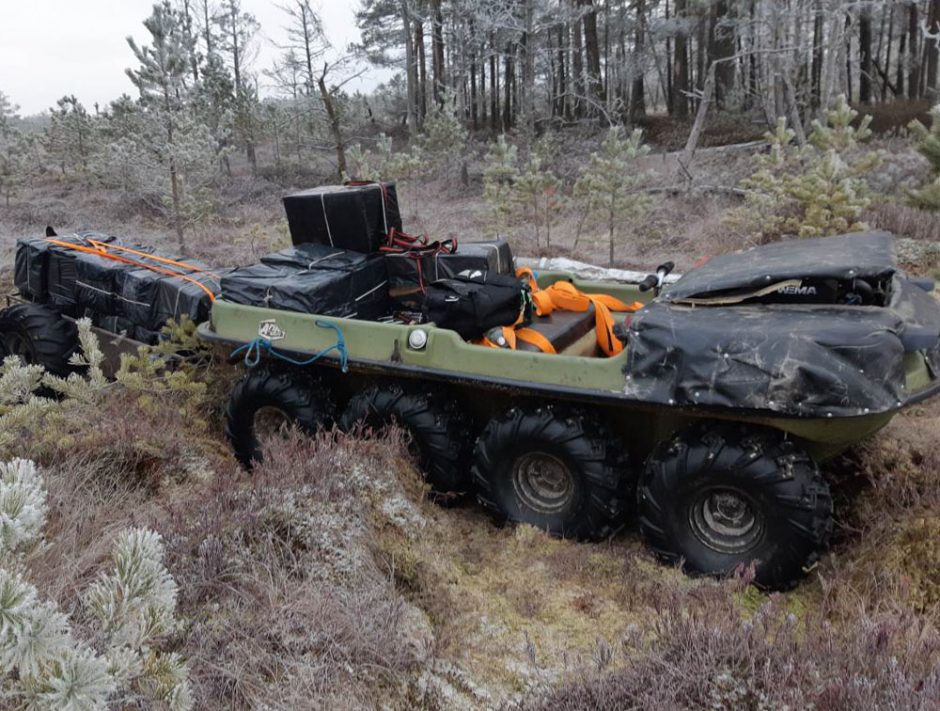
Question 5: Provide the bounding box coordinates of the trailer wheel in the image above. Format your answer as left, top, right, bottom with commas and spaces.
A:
638, 423, 833, 590
472, 406, 630, 541
0, 304, 80, 376
225, 367, 332, 468
338, 384, 473, 502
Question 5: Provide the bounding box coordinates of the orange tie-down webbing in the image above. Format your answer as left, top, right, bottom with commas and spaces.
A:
516, 268, 643, 357
46, 238, 220, 302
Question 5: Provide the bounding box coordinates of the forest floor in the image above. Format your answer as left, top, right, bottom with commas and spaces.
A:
1, 131, 940, 708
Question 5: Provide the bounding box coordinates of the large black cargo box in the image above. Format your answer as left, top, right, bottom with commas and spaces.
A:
221, 248, 388, 320
153, 268, 227, 328
119, 263, 225, 331
283, 182, 401, 253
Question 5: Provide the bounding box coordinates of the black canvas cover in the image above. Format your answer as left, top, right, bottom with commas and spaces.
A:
283, 182, 401, 253
625, 233, 940, 417
386, 238, 513, 309
663, 231, 897, 305
220, 250, 388, 320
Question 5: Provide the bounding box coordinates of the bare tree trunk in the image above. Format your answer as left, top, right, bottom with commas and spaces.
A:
711, 0, 735, 109
673, 0, 689, 118
490, 34, 499, 132
630, 0, 646, 121
416, 19, 427, 122
521, 0, 536, 135
571, 3, 584, 116
581, 0, 604, 108
400, 0, 417, 132
927, 0, 940, 98
909, 2, 920, 99
503, 43, 513, 130
319, 65, 347, 181
431, 0, 445, 104
811, 0, 823, 108
859, 6, 873, 103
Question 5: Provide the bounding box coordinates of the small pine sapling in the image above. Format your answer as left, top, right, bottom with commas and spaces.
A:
512, 136, 564, 248
908, 106, 940, 210
730, 96, 880, 241
483, 135, 520, 232
573, 127, 650, 266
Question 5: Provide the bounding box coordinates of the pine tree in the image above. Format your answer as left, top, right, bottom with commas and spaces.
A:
126, 1, 195, 252
573, 127, 651, 266
512, 136, 563, 248
482, 135, 519, 231
45, 95, 97, 177
908, 106, 940, 210
731, 97, 880, 242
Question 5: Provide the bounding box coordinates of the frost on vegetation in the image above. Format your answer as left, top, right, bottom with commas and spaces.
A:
728, 95, 881, 242
0, 459, 48, 567
0, 458, 192, 710
0, 319, 108, 454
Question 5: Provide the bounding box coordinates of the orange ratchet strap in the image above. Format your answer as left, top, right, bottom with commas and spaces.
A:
515, 267, 643, 357
46, 238, 219, 301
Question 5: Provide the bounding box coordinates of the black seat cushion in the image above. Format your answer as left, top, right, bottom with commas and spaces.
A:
517, 306, 596, 353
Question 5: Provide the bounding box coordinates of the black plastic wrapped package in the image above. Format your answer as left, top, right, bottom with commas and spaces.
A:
283, 182, 401, 253
221, 251, 388, 320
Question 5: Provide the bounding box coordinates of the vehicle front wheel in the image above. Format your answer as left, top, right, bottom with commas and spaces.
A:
472, 406, 631, 541
225, 367, 332, 468
638, 423, 833, 590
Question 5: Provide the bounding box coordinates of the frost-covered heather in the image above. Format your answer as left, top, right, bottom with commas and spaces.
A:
0, 459, 192, 711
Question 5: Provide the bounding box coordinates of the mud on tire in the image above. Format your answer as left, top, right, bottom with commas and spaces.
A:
338, 383, 473, 501
225, 367, 333, 468
472, 406, 631, 541
0, 303, 81, 376
637, 423, 833, 590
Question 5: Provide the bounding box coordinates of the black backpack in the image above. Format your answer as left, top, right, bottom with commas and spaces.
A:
423, 273, 527, 339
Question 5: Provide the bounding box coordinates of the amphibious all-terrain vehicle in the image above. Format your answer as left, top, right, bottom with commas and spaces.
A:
4, 183, 939, 589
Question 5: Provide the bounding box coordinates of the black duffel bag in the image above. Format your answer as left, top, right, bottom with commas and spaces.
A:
423, 273, 527, 339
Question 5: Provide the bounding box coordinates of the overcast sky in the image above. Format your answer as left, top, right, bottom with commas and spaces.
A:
0, 0, 391, 116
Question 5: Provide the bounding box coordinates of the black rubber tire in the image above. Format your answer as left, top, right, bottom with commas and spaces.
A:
225, 367, 333, 468
638, 423, 833, 590
0, 304, 80, 376
338, 383, 473, 501
472, 406, 630, 541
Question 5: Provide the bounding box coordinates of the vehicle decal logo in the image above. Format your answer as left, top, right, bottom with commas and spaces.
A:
258, 319, 286, 340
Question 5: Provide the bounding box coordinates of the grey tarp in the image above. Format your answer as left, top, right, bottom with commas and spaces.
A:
625, 233, 940, 417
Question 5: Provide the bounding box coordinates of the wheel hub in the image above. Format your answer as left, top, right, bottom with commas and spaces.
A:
253, 406, 293, 441
511, 451, 575, 514
689, 488, 763, 554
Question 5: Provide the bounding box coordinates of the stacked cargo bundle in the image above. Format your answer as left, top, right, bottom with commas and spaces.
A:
382, 236, 514, 310
278, 181, 516, 316
220, 244, 389, 320
13, 232, 228, 344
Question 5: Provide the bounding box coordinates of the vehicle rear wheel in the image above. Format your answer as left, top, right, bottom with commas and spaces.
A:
472, 406, 630, 540
338, 383, 473, 502
225, 367, 332, 468
638, 423, 833, 590
0, 304, 80, 376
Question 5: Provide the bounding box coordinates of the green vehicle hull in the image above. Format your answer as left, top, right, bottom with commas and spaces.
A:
200, 268, 938, 462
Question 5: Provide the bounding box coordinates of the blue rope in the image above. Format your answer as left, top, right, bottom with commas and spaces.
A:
230, 320, 349, 373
